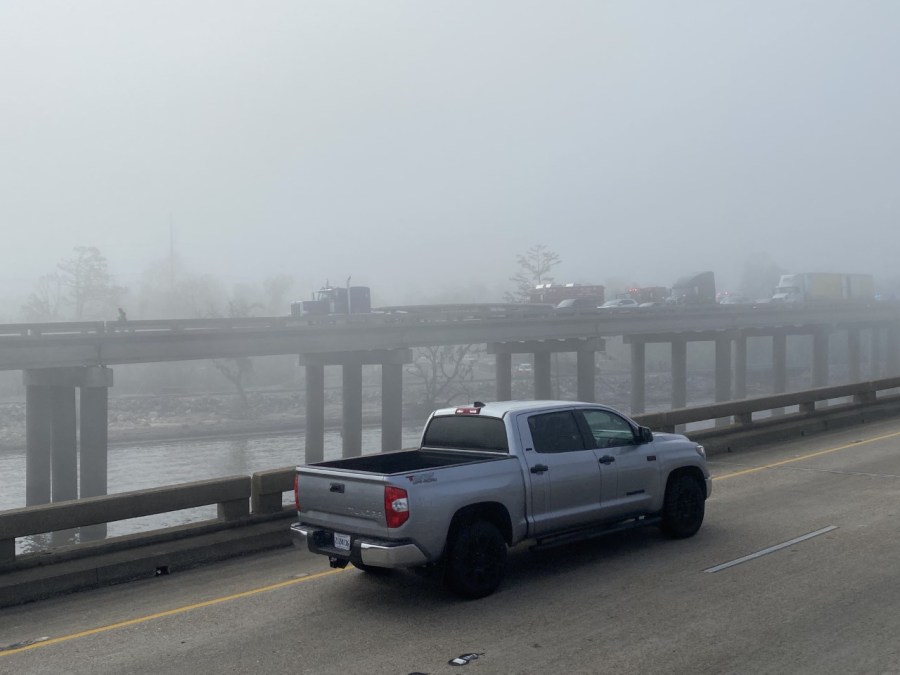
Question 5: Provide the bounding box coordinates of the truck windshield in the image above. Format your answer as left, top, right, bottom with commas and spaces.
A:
422, 415, 509, 453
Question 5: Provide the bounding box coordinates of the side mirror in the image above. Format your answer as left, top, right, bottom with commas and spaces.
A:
638, 426, 653, 443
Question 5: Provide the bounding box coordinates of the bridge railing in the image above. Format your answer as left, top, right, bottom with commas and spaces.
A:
3, 375, 900, 565
635, 375, 900, 454
0, 470, 294, 565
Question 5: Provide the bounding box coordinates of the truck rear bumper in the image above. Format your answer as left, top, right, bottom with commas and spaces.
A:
290, 522, 429, 568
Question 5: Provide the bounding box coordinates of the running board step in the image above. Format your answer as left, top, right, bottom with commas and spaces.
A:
530, 516, 662, 552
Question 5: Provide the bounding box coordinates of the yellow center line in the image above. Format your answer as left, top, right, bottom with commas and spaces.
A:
714, 430, 900, 481
0, 568, 344, 657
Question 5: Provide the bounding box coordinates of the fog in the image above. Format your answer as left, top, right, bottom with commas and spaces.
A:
2, 1, 899, 309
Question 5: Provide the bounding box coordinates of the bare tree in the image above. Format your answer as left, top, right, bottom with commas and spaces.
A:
505, 244, 561, 303
263, 274, 294, 315
21, 273, 65, 321
211, 296, 265, 417
739, 253, 786, 301
406, 345, 482, 418
57, 246, 126, 319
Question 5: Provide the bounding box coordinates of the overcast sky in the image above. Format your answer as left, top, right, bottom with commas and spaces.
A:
2, 1, 898, 307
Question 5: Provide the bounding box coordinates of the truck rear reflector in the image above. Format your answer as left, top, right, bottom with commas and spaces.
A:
384, 486, 409, 528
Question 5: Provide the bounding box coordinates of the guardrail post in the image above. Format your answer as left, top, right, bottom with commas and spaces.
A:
0, 539, 14, 564
799, 401, 816, 415
853, 391, 876, 405
735, 412, 753, 426
217, 498, 250, 521
251, 468, 295, 515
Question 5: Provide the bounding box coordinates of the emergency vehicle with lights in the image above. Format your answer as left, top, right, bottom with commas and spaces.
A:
290, 400, 710, 599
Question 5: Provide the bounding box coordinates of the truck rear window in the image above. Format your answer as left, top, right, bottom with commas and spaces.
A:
422, 415, 509, 453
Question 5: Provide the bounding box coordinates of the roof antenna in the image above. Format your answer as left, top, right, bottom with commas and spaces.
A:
473, 401, 486, 408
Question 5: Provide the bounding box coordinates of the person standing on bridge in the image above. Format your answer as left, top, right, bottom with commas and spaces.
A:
117, 308, 127, 323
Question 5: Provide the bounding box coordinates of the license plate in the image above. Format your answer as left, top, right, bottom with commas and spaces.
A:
333, 532, 351, 550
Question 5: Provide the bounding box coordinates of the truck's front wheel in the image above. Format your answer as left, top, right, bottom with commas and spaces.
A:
661, 473, 705, 538
444, 521, 507, 599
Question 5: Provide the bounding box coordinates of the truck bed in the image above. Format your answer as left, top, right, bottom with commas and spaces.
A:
310, 448, 506, 474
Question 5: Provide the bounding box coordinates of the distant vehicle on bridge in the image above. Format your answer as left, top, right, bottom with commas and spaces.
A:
291, 284, 372, 317
626, 286, 670, 304
529, 283, 605, 307
670, 271, 716, 305
771, 273, 875, 304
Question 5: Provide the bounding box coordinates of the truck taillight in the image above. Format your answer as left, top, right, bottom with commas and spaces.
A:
294, 473, 300, 512
384, 486, 409, 528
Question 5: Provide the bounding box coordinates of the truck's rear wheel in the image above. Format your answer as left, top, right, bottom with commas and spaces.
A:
661, 473, 705, 538
444, 520, 507, 599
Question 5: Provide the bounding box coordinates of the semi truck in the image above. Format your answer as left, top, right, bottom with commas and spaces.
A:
291, 400, 710, 598
290, 284, 372, 317
771, 273, 875, 304
670, 271, 716, 305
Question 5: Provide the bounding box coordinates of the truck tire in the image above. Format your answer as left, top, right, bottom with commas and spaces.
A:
444, 520, 507, 599
661, 473, 705, 539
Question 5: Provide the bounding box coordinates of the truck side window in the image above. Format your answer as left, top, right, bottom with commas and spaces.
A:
580, 410, 636, 449
528, 411, 586, 453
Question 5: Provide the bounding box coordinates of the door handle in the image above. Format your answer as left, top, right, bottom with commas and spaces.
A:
530, 464, 549, 474
598, 455, 615, 465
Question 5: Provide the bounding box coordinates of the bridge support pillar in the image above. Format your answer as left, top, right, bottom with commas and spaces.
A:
23, 367, 113, 541
25, 384, 53, 507
848, 327, 861, 383
342, 364, 363, 457
304, 364, 325, 463
80, 376, 111, 542
534, 352, 552, 399
629, 341, 646, 414
813, 328, 830, 389
490, 339, 603, 403
734, 335, 747, 399
381, 363, 404, 452
301, 350, 413, 459
576, 347, 595, 402
494, 351, 512, 401
772, 332, 787, 417
888, 323, 900, 377
714, 336, 732, 427
871, 326, 883, 379
671, 339, 687, 410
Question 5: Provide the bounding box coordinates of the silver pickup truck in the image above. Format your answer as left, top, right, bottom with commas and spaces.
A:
291, 400, 711, 598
